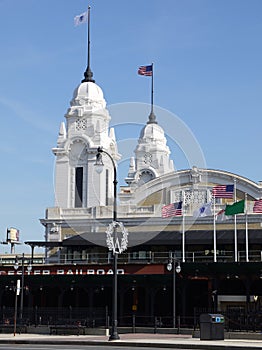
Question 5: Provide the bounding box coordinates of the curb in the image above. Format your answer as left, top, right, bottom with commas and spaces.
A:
0, 338, 261, 350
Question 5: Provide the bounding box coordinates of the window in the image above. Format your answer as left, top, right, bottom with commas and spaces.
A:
75, 167, 83, 207
106, 169, 109, 206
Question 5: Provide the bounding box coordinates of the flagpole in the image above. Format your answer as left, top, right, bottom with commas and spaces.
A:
213, 197, 217, 262
245, 193, 249, 262
82, 6, 95, 83
182, 214, 185, 263
151, 62, 154, 114
182, 191, 185, 262
87, 6, 90, 73
147, 63, 157, 124
234, 178, 237, 262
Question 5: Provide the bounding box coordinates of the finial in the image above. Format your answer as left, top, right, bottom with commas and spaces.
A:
82, 6, 95, 83
82, 66, 95, 83
147, 110, 158, 124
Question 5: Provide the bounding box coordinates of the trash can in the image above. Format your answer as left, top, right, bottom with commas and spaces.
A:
200, 313, 224, 340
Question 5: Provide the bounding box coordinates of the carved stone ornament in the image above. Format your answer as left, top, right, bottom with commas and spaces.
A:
190, 166, 201, 184
76, 118, 87, 131
106, 221, 128, 254
144, 152, 152, 164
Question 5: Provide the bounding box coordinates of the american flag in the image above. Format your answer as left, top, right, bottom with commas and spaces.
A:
162, 201, 182, 218
138, 65, 153, 76
212, 185, 234, 198
253, 199, 262, 213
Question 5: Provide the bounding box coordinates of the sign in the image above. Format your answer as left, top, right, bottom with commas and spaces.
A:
6, 227, 20, 243
16, 279, 20, 296
0, 264, 166, 276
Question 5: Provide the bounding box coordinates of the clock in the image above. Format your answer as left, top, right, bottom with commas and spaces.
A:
144, 152, 152, 164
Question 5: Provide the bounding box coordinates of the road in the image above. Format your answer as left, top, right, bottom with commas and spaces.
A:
0, 345, 195, 350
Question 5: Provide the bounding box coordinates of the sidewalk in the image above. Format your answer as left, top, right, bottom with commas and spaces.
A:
0, 333, 261, 349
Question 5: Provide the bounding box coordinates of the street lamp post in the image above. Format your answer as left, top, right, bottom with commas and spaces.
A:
166, 252, 181, 329
14, 254, 32, 324
13, 279, 20, 336
95, 146, 123, 341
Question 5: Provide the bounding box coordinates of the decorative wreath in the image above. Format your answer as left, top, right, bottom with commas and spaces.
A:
106, 221, 128, 254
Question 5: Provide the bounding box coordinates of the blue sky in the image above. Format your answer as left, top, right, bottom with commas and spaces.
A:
0, 0, 261, 253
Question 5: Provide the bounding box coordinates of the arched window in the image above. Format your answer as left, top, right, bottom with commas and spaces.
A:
75, 167, 83, 207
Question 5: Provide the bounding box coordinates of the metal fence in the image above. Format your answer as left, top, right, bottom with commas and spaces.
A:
0, 306, 108, 328
1, 250, 262, 266
57, 250, 262, 264
194, 306, 262, 332
0, 306, 261, 332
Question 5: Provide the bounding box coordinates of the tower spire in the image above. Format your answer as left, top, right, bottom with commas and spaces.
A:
82, 6, 95, 83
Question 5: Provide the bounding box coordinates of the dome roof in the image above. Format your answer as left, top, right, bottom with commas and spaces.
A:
139, 123, 166, 143
70, 81, 106, 109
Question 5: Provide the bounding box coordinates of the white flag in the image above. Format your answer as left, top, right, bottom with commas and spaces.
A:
74, 11, 88, 26
215, 208, 229, 221
194, 202, 212, 218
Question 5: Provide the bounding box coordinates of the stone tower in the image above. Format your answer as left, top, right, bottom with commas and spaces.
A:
52, 80, 120, 210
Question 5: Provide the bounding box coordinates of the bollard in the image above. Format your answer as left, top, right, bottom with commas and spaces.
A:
132, 314, 136, 333
154, 317, 158, 334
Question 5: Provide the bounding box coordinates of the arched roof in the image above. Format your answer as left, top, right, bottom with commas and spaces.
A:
128, 167, 262, 204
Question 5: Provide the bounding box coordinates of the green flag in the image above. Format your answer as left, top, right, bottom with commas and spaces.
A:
225, 200, 245, 215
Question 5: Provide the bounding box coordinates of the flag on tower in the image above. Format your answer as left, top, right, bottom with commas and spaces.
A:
253, 199, 262, 213
74, 11, 88, 26
162, 201, 182, 218
138, 65, 153, 76
212, 185, 234, 198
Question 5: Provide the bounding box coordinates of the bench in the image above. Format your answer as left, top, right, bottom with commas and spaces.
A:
0, 325, 27, 333
50, 325, 85, 335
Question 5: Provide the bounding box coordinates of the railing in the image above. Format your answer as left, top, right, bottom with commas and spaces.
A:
1, 306, 261, 332
0, 306, 107, 328
53, 250, 262, 264
0, 257, 45, 265
48, 204, 261, 219
119, 314, 195, 330
194, 306, 262, 332
1, 250, 262, 266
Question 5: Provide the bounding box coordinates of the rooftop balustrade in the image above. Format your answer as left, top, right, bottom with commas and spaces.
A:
1, 250, 262, 266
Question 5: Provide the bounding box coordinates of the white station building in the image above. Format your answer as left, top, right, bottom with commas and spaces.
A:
39, 62, 262, 264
